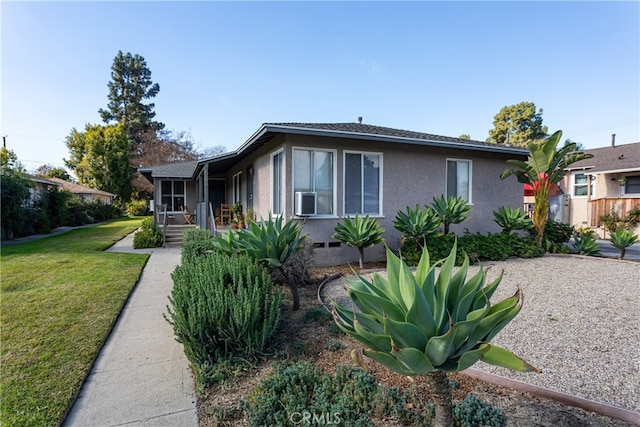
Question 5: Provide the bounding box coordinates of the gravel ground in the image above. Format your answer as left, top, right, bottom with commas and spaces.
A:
322, 254, 640, 413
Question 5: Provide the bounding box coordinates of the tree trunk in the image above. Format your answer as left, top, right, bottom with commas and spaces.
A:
358, 247, 365, 269
280, 267, 300, 311
425, 370, 453, 427
620, 247, 626, 260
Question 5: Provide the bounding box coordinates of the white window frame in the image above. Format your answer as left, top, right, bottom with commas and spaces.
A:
292, 147, 337, 217
160, 180, 187, 212
343, 150, 383, 216
232, 172, 242, 204
445, 158, 472, 204
271, 149, 285, 215
572, 172, 594, 198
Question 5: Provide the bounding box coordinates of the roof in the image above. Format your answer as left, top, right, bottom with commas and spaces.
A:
566, 141, 640, 174
139, 122, 529, 180
48, 178, 116, 197
28, 175, 61, 186
138, 160, 198, 179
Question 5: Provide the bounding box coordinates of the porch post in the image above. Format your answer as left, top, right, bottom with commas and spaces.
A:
204, 164, 209, 231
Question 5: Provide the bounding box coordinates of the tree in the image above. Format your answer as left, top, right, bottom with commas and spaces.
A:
131, 129, 200, 197
488, 102, 548, 146
33, 164, 71, 181
458, 134, 471, 140
200, 145, 227, 159
500, 130, 592, 245
332, 243, 539, 427
98, 51, 163, 138
1, 148, 31, 239
564, 138, 585, 151
430, 195, 472, 235
64, 123, 133, 201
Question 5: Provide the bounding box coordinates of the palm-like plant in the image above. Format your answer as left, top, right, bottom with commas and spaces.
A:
332, 242, 539, 427
571, 235, 601, 256
333, 214, 385, 269
493, 206, 533, 234
500, 130, 592, 246
393, 204, 441, 247
235, 213, 307, 310
430, 195, 472, 235
609, 229, 638, 260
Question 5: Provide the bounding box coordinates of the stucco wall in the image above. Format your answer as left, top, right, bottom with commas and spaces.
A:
241, 134, 525, 266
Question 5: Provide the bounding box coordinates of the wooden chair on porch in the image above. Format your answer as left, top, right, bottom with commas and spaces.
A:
219, 203, 232, 225
180, 205, 194, 225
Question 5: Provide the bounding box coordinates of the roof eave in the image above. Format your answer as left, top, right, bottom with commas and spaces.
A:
261, 124, 529, 155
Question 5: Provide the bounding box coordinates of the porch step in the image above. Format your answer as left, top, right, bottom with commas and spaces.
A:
163, 224, 197, 247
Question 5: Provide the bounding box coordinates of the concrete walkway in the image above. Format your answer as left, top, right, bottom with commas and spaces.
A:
63, 234, 197, 426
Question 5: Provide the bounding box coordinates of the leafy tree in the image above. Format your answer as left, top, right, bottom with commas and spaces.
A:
1, 148, 31, 239
131, 129, 200, 196
500, 130, 592, 245
488, 101, 548, 146
332, 242, 539, 427
33, 164, 71, 181
458, 134, 471, 140
98, 50, 163, 138
64, 123, 133, 201
563, 138, 585, 151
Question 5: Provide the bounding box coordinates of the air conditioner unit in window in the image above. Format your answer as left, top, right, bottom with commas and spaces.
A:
295, 192, 316, 216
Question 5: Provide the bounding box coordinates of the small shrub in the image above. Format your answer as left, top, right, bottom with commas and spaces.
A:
453, 394, 505, 427
323, 341, 344, 351
167, 252, 282, 387
574, 226, 596, 239
133, 217, 163, 249
543, 219, 574, 253
183, 227, 213, 244
126, 199, 149, 216
493, 206, 533, 234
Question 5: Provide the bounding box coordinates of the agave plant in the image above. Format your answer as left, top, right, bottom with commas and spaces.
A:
430, 195, 472, 235
609, 229, 638, 260
501, 130, 592, 246
393, 204, 441, 247
332, 241, 539, 427
493, 206, 533, 235
571, 235, 601, 256
333, 214, 385, 269
235, 213, 307, 310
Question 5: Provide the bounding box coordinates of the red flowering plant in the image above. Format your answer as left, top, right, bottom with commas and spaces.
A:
501, 130, 592, 246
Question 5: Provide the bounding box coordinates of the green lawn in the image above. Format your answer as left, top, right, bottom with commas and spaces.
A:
0, 217, 150, 427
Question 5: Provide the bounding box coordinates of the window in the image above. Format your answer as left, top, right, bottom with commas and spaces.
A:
573, 173, 593, 197
624, 175, 640, 194
293, 148, 335, 215
161, 180, 186, 211
271, 150, 284, 214
344, 152, 382, 215
446, 159, 471, 203
233, 172, 242, 204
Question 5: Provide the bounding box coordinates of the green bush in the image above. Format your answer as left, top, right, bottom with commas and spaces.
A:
243, 361, 503, 426
183, 227, 214, 244
181, 238, 216, 264
167, 251, 282, 387
543, 219, 574, 253
133, 217, 163, 249
453, 394, 505, 427
571, 235, 601, 256
401, 232, 543, 266
493, 206, 533, 234
126, 199, 149, 216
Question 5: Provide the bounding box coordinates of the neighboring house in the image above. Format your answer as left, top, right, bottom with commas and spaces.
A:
27, 176, 61, 205
140, 122, 528, 266
48, 178, 117, 204
560, 140, 640, 237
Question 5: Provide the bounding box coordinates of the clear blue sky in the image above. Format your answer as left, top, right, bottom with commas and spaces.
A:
2, 1, 639, 173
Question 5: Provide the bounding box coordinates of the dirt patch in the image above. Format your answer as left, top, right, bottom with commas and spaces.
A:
197, 262, 635, 427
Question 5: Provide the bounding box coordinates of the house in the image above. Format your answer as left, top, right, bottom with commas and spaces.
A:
27, 176, 61, 205
48, 178, 117, 204
560, 139, 640, 237
139, 122, 528, 266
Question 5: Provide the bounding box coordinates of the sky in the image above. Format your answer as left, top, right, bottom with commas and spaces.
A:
1, 1, 639, 174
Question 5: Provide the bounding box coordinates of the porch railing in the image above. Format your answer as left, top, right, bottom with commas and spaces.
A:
589, 198, 640, 227
196, 202, 216, 235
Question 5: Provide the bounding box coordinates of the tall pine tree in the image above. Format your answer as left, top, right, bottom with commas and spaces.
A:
99, 51, 164, 138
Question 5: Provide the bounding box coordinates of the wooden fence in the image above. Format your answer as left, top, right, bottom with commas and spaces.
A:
589, 198, 640, 227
